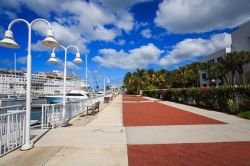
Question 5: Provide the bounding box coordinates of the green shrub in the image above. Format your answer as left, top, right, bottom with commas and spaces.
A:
237, 111, 250, 119
142, 87, 250, 114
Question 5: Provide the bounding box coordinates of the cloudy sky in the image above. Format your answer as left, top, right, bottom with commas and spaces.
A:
0, 0, 250, 86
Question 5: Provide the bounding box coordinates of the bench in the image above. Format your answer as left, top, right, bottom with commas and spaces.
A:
104, 96, 109, 103
86, 101, 100, 115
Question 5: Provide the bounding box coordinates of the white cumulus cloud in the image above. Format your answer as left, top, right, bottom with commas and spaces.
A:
49, 58, 81, 71
0, 0, 149, 47
155, 0, 250, 33
93, 43, 163, 70
116, 39, 126, 46
140, 28, 152, 38
66, 61, 81, 71
17, 56, 27, 65
159, 33, 232, 66
31, 40, 52, 52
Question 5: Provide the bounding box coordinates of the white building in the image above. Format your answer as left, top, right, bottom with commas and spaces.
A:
0, 69, 88, 96
199, 48, 231, 87
231, 21, 250, 83
199, 21, 250, 87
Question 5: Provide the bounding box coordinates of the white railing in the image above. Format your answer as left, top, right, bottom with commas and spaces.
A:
0, 105, 25, 115
65, 101, 85, 122
41, 103, 63, 129
0, 110, 26, 157
41, 96, 104, 129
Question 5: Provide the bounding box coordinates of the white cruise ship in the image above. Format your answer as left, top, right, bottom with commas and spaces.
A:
0, 68, 88, 96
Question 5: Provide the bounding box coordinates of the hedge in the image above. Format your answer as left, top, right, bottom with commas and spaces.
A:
142, 87, 250, 114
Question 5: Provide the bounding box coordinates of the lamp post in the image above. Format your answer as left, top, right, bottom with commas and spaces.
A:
0, 18, 59, 150
48, 45, 82, 125
103, 77, 110, 97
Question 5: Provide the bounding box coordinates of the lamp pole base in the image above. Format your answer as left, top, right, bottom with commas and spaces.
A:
21, 143, 34, 151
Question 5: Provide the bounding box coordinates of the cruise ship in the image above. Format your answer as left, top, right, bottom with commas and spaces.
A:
0, 68, 88, 96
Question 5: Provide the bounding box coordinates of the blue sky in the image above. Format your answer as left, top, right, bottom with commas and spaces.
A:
0, 0, 250, 87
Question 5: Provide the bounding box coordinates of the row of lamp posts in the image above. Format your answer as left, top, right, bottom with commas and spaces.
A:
0, 18, 83, 150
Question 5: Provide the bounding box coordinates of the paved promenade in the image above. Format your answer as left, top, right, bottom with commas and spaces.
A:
1, 96, 128, 166
1, 94, 250, 166
124, 95, 250, 166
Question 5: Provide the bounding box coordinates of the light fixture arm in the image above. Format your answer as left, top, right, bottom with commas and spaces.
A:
66, 45, 80, 53
52, 45, 66, 53
30, 18, 52, 28
8, 18, 52, 30
7, 19, 30, 30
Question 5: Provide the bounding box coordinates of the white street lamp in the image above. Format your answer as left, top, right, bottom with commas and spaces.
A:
0, 18, 59, 150
48, 45, 82, 125
103, 77, 110, 97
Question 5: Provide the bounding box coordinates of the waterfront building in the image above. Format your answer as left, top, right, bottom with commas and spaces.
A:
199, 48, 231, 87
199, 21, 250, 87
0, 69, 88, 96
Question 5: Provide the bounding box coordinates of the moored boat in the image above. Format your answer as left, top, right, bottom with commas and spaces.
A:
45, 90, 89, 103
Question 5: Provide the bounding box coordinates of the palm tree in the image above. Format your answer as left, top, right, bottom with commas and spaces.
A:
146, 69, 154, 85
123, 51, 250, 93
234, 51, 250, 84
134, 69, 148, 93
222, 52, 250, 85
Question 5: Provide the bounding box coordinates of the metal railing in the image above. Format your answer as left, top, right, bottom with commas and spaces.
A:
0, 110, 26, 157
0, 105, 25, 115
41, 103, 63, 129
41, 96, 104, 129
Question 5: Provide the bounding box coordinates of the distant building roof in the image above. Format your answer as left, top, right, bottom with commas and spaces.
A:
199, 48, 231, 63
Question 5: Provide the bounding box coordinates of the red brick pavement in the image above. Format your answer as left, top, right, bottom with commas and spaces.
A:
123, 95, 149, 101
124, 96, 249, 166
123, 101, 225, 127
127, 142, 250, 166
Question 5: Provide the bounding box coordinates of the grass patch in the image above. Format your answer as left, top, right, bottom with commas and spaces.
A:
237, 111, 250, 120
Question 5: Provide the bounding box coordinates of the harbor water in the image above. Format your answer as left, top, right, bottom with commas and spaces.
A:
1, 98, 47, 121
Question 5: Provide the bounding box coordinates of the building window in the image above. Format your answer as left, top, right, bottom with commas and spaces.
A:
208, 59, 215, 63
217, 57, 223, 62
202, 73, 207, 79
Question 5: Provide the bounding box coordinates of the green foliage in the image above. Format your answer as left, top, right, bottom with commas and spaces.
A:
123, 63, 200, 94
143, 87, 250, 114
203, 51, 250, 85
123, 51, 250, 94
237, 111, 250, 120
143, 85, 158, 91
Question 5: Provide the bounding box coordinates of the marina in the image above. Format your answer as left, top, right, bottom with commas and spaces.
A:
0, 69, 88, 96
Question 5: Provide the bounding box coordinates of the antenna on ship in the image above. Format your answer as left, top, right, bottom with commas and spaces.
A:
88, 70, 95, 92
14, 53, 16, 95
85, 53, 88, 91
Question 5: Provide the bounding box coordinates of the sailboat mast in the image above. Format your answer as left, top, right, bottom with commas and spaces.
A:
85, 53, 88, 90
14, 53, 16, 94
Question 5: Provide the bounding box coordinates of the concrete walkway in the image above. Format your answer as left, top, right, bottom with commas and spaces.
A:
1, 95, 128, 166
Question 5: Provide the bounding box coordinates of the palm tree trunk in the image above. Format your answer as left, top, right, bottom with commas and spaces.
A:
237, 67, 244, 85
231, 71, 236, 86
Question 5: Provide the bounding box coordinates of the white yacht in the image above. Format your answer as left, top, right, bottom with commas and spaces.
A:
45, 90, 89, 103
1, 95, 26, 102
96, 91, 104, 94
